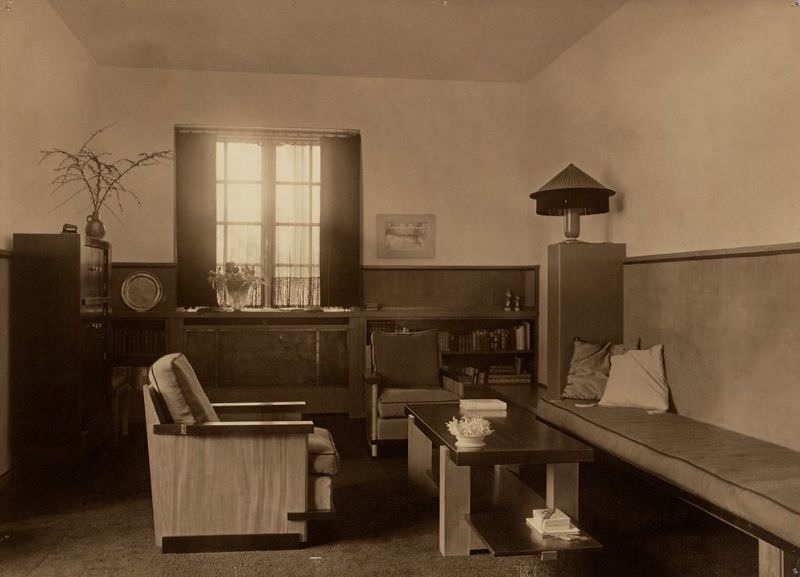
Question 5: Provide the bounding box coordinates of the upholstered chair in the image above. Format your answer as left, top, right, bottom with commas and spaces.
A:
367, 329, 465, 457
143, 352, 339, 552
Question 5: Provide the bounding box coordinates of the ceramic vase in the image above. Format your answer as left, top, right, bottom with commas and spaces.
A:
85, 213, 106, 239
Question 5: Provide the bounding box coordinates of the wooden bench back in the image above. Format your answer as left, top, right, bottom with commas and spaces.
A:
624, 244, 800, 452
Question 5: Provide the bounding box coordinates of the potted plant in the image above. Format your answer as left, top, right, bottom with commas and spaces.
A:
40, 126, 173, 239
207, 262, 266, 310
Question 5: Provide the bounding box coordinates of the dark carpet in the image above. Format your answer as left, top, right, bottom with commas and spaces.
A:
0, 415, 756, 577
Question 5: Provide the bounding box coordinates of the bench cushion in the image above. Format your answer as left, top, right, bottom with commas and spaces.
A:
538, 397, 800, 549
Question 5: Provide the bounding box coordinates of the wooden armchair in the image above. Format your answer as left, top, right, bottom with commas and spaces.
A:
144, 353, 338, 553
367, 329, 464, 457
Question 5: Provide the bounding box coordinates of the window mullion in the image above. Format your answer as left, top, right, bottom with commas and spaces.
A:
264, 143, 277, 306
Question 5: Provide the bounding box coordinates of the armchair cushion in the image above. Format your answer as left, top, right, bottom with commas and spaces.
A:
171, 353, 219, 423
309, 475, 333, 510
377, 387, 459, 418
308, 426, 340, 475
371, 329, 441, 388
148, 353, 201, 424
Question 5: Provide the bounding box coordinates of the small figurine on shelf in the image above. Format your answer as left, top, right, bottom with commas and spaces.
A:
504, 289, 513, 311
513, 295, 522, 311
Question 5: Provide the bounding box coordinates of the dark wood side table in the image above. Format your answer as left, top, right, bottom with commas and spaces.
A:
406, 402, 600, 557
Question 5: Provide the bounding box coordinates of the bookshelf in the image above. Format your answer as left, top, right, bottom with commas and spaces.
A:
363, 312, 536, 387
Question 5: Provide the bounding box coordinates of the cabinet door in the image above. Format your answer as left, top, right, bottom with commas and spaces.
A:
81, 243, 107, 300
218, 329, 317, 388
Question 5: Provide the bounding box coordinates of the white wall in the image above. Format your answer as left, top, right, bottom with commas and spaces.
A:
0, 0, 96, 248
526, 0, 800, 384
0, 0, 97, 477
89, 67, 536, 265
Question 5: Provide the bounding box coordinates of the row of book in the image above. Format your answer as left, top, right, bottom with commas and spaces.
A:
438, 322, 531, 352
453, 365, 533, 385
111, 327, 166, 356
367, 322, 532, 353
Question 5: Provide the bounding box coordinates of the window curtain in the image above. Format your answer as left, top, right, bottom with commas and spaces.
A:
175, 132, 217, 306
320, 135, 362, 307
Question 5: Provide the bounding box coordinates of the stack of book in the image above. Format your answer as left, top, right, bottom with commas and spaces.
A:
459, 398, 507, 417
526, 508, 580, 536
486, 363, 532, 384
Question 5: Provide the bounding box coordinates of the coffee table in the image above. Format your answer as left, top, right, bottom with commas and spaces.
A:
406, 401, 601, 557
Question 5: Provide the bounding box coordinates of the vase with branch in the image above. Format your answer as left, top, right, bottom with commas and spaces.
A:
39, 126, 173, 239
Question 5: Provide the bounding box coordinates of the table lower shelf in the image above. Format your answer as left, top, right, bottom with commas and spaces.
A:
466, 511, 602, 557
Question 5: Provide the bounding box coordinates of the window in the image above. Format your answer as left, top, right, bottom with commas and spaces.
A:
175, 127, 361, 309
215, 139, 321, 307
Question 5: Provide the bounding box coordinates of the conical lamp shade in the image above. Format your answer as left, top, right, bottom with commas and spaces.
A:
529, 163, 615, 216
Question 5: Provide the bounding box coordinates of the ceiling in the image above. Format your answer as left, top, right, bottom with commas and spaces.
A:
47, 0, 626, 83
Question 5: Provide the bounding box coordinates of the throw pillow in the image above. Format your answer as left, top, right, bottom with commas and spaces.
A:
371, 329, 441, 388
598, 344, 669, 411
562, 340, 612, 400
610, 337, 641, 356
148, 353, 195, 424
171, 353, 220, 423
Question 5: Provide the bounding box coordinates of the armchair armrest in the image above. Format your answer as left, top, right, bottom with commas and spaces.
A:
153, 420, 314, 436
212, 401, 307, 422
442, 369, 466, 397
212, 401, 306, 412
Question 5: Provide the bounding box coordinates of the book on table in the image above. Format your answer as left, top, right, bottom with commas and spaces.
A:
526, 508, 580, 536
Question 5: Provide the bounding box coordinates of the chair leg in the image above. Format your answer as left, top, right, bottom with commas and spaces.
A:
370, 442, 378, 458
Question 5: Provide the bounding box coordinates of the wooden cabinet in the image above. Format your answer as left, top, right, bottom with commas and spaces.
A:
107, 265, 540, 417
546, 242, 625, 395
11, 233, 111, 477
178, 316, 355, 413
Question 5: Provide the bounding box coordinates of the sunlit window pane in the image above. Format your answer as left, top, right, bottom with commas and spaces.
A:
276, 184, 312, 223
226, 224, 262, 265
275, 225, 312, 264
227, 183, 262, 222
226, 142, 261, 181
216, 224, 224, 265
312, 146, 320, 182
216, 142, 225, 179
276, 144, 313, 182
311, 185, 320, 223
274, 265, 314, 279
216, 183, 224, 220
311, 226, 320, 265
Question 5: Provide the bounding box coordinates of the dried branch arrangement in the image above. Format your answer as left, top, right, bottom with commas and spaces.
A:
39, 126, 174, 220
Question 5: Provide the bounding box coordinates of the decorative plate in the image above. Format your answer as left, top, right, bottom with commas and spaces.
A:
121, 272, 163, 312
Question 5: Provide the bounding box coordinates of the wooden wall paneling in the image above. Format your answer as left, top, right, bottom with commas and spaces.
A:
362, 266, 538, 309
183, 329, 219, 388
317, 328, 349, 387
624, 246, 800, 451
111, 263, 177, 313
546, 243, 625, 395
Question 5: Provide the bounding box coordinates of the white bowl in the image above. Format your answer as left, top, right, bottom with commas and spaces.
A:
455, 431, 493, 448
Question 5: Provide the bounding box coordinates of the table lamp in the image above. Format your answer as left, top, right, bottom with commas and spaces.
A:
529, 164, 615, 241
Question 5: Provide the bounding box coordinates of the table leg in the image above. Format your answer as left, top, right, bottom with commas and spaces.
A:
546, 463, 579, 521
439, 445, 472, 556
407, 415, 436, 498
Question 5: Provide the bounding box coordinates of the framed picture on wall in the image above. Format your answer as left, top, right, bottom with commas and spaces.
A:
377, 214, 436, 258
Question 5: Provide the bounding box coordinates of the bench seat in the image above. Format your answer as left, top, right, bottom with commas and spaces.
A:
537, 397, 800, 551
